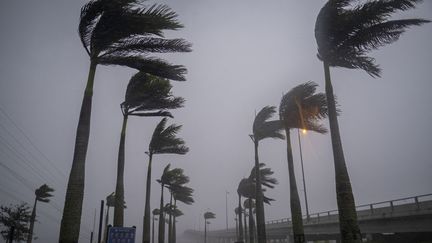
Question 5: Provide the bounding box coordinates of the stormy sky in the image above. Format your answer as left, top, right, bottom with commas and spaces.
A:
0, 0, 431, 242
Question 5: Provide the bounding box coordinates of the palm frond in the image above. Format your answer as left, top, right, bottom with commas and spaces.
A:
249, 163, 278, 189
315, 0, 429, 77
97, 55, 187, 81
103, 37, 192, 57
150, 120, 189, 155
79, 0, 104, 55
35, 184, 54, 203
253, 106, 285, 141
204, 212, 215, 219
121, 72, 185, 116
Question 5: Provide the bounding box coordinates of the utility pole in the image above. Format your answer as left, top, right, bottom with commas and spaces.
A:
90, 208, 96, 243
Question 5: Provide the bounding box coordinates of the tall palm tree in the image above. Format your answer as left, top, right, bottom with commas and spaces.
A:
315, 1, 429, 242
27, 184, 54, 243
244, 199, 255, 243
152, 209, 160, 243
145, 118, 188, 243
279, 82, 328, 243
157, 165, 188, 243
115, 73, 184, 228
203, 211, 215, 243
171, 185, 194, 243
251, 106, 284, 243
62, 1, 191, 241
247, 163, 278, 243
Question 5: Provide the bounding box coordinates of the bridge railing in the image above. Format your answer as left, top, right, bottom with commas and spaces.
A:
265, 193, 432, 225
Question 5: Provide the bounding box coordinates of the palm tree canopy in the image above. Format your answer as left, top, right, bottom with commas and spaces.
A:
279, 82, 328, 133
237, 178, 274, 205
204, 211, 215, 220
79, 0, 192, 80
106, 192, 126, 208
35, 184, 54, 203
164, 204, 183, 217
315, 0, 430, 77
253, 106, 285, 142
158, 164, 189, 187
152, 208, 160, 215
243, 198, 255, 209
121, 72, 184, 117
172, 185, 194, 205
249, 163, 278, 189
149, 118, 189, 155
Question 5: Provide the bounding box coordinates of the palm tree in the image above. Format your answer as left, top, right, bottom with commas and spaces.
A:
251, 106, 284, 243
171, 185, 194, 243
279, 82, 328, 243
244, 199, 255, 243
315, 1, 429, 242
157, 165, 188, 243
26, 184, 54, 243
152, 209, 160, 243
115, 73, 184, 228
103, 192, 126, 243
203, 211, 215, 243
62, 1, 191, 241
145, 118, 188, 243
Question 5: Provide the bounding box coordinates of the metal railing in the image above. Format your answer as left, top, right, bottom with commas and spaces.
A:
265, 193, 432, 225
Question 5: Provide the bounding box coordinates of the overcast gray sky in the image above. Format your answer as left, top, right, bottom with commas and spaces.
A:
0, 0, 431, 242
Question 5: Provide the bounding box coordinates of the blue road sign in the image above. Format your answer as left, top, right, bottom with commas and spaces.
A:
107, 227, 136, 243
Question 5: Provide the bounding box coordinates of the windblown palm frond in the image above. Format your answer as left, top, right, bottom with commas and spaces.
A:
172, 186, 194, 205
152, 208, 160, 215
204, 212, 215, 220
237, 178, 274, 205
35, 184, 54, 203
279, 81, 328, 133
315, 0, 430, 77
149, 118, 189, 155
253, 106, 285, 141
121, 72, 184, 117
249, 163, 278, 189
79, 0, 191, 80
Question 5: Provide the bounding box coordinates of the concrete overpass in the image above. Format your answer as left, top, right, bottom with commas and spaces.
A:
184, 193, 432, 242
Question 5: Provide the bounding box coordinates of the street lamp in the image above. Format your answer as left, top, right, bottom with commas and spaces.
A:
225, 191, 229, 230
297, 128, 310, 220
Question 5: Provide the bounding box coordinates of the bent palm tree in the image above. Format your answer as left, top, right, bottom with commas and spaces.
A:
27, 184, 54, 243
279, 82, 328, 243
157, 165, 188, 243
145, 118, 188, 243
251, 106, 284, 243
171, 185, 194, 243
204, 211, 215, 243
62, 1, 191, 241
315, 1, 429, 242
115, 73, 184, 229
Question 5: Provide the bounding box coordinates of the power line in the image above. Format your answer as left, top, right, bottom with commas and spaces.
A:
0, 105, 67, 178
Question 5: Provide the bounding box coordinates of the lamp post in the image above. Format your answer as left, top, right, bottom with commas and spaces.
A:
298, 129, 310, 219
225, 191, 229, 230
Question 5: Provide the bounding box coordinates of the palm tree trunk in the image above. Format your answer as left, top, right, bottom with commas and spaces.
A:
27, 198, 37, 243
323, 62, 362, 243
158, 184, 165, 243
248, 199, 255, 243
152, 214, 155, 243
253, 141, 267, 243
243, 209, 248, 243
285, 129, 305, 243
204, 219, 207, 243
168, 193, 173, 243
237, 194, 244, 243
103, 206, 110, 243
114, 114, 128, 226
59, 60, 97, 243
143, 153, 154, 243
173, 199, 177, 243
